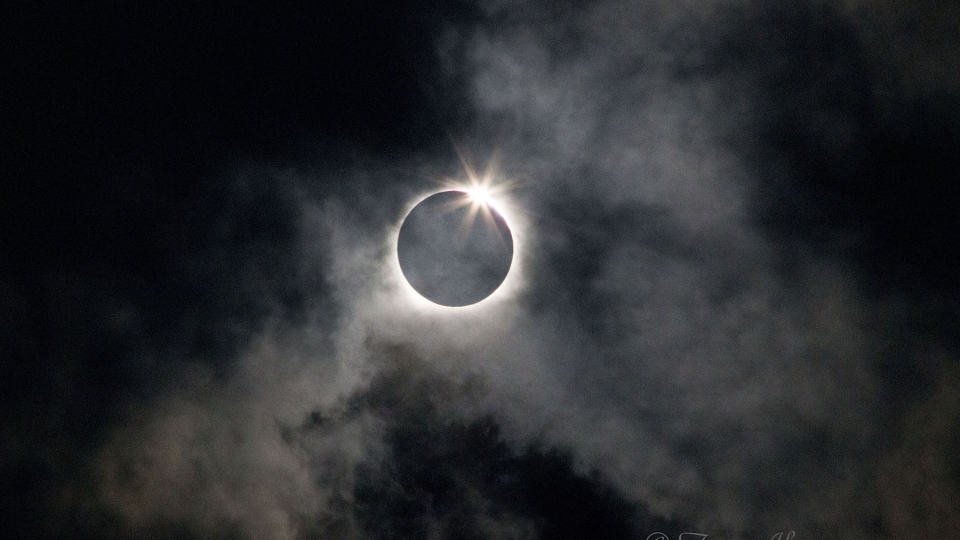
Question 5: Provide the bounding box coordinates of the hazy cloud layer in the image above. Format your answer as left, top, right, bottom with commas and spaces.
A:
6, 1, 957, 539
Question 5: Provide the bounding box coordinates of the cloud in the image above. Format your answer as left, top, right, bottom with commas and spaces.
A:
421, 0, 958, 536
60, 1, 960, 539
93, 327, 377, 540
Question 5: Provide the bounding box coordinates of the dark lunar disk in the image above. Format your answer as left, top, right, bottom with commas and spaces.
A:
398, 190, 514, 307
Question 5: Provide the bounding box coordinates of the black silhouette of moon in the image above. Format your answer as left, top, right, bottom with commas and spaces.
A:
397, 190, 514, 307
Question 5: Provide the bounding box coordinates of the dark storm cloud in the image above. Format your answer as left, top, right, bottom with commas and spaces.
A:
4, 0, 959, 539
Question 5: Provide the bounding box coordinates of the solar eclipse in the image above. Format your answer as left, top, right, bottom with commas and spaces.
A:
397, 190, 514, 307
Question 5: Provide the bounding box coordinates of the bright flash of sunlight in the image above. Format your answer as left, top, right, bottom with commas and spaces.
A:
440, 147, 516, 235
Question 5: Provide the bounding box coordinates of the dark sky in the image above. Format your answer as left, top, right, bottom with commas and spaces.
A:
2, 1, 959, 539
